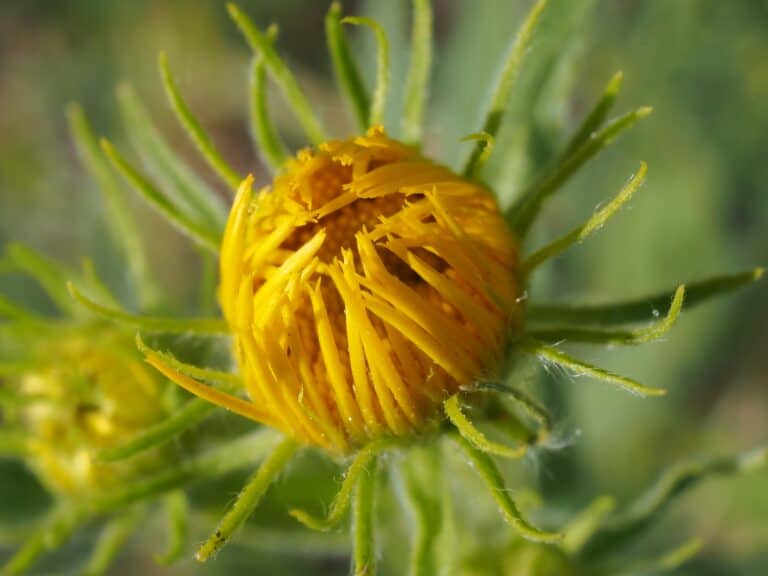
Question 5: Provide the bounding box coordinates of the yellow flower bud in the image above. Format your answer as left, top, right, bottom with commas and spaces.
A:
17, 331, 166, 496
218, 127, 523, 454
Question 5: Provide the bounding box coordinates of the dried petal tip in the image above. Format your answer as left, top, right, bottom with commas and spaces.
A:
219, 127, 523, 453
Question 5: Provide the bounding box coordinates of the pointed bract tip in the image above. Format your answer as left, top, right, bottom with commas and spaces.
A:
134, 331, 147, 352
637, 106, 653, 117
64, 101, 82, 118
753, 267, 765, 281
265, 23, 279, 39
608, 70, 624, 92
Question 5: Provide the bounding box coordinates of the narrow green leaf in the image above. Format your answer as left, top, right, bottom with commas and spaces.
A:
98, 397, 213, 462
116, 84, 226, 232
611, 538, 703, 576
136, 334, 240, 385
89, 430, 281, 514
0, 294, 41, 323
509, 106, 652, 236
1, 506, 85, 575
228, 3, 326, 144
80, 258, 121, 309
528, 285, 686, 346
528, 268, 764, 326
476, 382, 553, 442
196, 437, 299, 562
66, 103, 157, 309
352, 452, 378, 576
523, 340, 666, 397
562, 70, 623, 158
326, 2, 370, 131
402, 0, 432, 142
289, 439, 390, 531
5, 244, 78, 316
101, 139, 220, 252
81, 508, 144, 576
462, 0, 549, 177
560, 496, 615, 554
198, 248, 218, 316
68, 282, 228, 334
342, 17, 390, 128
199, 520, 348, 556
451, 432, 562, 543
155, 492, 189, 565
249, 27, 289, 172
461, 132, 495, 179
444, 393, 528, 458
96, 336, 240, 462
158, 52, 242, 191
522, 163, 647, 274
582, 446, 767, 558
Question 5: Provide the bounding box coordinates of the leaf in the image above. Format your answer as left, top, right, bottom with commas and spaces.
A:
228, 3, 326, 144
522, 163, 647, 274
444, 393, 528, 458
66, 103, 157, 308
524, 340, 666, 397
342, 16, 390, 127
462, 0, 549, 178
528, 268, 764, 326
158, 52, 242, 191
115, 84, 226, 231
68, 282, 228, 334
582, 446, 768, 558
402, 0, 432, 142
451, 432, 563, 543
528, 285, 685, 346
326, 2, 370, 131
289, 439, 390, 531
195, 437, 299, 562
100, 139, 221, 252
508, 107, 652, 236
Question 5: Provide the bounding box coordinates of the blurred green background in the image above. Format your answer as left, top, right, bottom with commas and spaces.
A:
0, 0, 766, 574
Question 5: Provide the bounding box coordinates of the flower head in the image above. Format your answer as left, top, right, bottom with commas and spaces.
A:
219, 127, 522, 453
14, 329, 166, 496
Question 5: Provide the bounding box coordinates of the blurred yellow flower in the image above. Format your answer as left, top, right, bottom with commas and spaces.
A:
16, 330, 166, 496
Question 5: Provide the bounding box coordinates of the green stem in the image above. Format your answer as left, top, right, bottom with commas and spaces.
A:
353, 453, 378, 576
